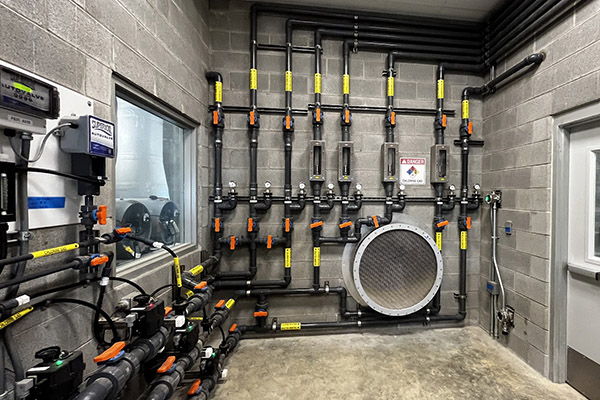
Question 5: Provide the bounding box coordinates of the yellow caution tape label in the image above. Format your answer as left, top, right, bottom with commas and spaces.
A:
189, 265, 204, 277
250, 68, 258, 90
387, 76, 394, 97
314, 73, 322, 94
31, 243, 79, 259
437, 79, 444, 99
343, 74, 350, 95
285, 70, 293, 92
462, 100, 469, 119
460, 231, 468, 250
436, 232, 442, 251
0, 307, 34, 330
174, 257, 182, 288
225, 299, 235, 309
285, 248, 291, 268
185, 290, 194, 298
281, 322, 301, 331
313, 247, 321, 267
215, 81, 223, 103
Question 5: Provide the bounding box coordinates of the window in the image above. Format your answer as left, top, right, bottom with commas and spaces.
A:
114, 93, 195, 266
595, 153, 600, 257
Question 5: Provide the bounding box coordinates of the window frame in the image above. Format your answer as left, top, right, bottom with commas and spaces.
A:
112, 77, 198, 277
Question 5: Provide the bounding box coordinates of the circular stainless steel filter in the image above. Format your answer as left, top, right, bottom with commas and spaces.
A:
352, 223, 443, 316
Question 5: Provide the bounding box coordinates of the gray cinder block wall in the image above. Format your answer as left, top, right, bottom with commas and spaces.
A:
479, 0, 600, 377
0, 0, 211, 380
209, 0, 484, 326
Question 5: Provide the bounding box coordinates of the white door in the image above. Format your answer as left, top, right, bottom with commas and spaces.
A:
567, 121, 600, 399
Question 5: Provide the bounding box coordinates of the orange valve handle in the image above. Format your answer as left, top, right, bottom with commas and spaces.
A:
284, 218, 291, 233
266, 235, 273, 249
96, 205, 107, 225
94, 341, 125, 364
436, 220, 449, 228
247, 218, 254, 232
164, 306, 173, 317
254, 311, 268, 318
214, 218, 221, 233
339, 221, 353, 229
115, 227, 132, 235
229, 323, 238, 333
285, 115, 292, 130
390, 111, 396, 126
188, 380, 202, 395
468, 121, 473, 135
90, 255, 109, 267
157, 356, 176, 373
344, 109, 350, 124
194, 281, 208, 290
212, 110, 220, 125
230, 236, 236, 250
441, 115, 447, 127
466, 217, 472, 230
372, 216, 379, 228
315, 108, 322, 122
249, 111, 256, 126
215, 300, 225, 309
310, 221, 323, 229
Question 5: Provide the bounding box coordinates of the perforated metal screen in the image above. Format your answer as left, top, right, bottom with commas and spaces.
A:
352, 223, 443, 316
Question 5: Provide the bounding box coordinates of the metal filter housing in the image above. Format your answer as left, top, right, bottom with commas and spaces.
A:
351, 223, 443, 316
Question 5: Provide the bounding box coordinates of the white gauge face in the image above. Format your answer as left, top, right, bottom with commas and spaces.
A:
229, 181, 236, 188
449, 184, 456, 191
355, 183, 362, 191
265, 181, 272, 189
298, 182, 306, 190
473, 183, 481, 191
399, 184, 406, 191
327, 183, 335, 190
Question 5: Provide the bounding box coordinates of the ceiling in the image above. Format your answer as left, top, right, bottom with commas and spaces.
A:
250, 0, 507, 22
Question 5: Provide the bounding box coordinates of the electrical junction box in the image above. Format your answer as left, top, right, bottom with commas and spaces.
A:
430, 144, 449, 184
60, 115, 115, 158
0, 65, 60, 134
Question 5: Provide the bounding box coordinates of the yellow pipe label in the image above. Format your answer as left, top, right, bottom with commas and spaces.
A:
281, 322, 301, 331
462, 100, 469, 119
215, 81, 223, 103
387, 76, 394, 97
343, 74, 350, 95
285, 248, 291, 268
174, 257, 182, 288
189, 265, 204, 277
285, 70, 293, 92
225, 299, 235, 309
31, 243, 79, 259
313, 247, 321, 267
250, 68, 257, 90
0, 307, 33, 330
436, 232, 442, 251
314, 73, 322, 94
188, 317, 203, 321
437, 79, 444, 99
185, 290, 194, 298
460, 231, 468, 250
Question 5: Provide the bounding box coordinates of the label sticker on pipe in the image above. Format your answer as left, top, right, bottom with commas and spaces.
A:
313, 247, 320, 267
343, 74, 350, 95
215, 81, 223, 103
285, 71, 292, 92
387, 76, 394, 97
285, 248, 291, 268
314, 73, 322, 94
400, 157, 426, 185
281, 322, 301, 331
437, 79, 444, 99
250, 69, 257, 90
461, 231, 468, 250
436, 232, 442, 250
462, 100, 469, 119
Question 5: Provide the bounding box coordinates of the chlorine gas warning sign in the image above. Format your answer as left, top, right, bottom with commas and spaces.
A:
400, 157, 426, 185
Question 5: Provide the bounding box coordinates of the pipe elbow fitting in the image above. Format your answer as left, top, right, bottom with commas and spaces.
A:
526, 52, 545, 65
205, 71, 223, 83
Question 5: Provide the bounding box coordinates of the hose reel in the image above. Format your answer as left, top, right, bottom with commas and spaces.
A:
343, 222, 443, 316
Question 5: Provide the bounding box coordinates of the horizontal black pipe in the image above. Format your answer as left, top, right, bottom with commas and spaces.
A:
356, 40, 483, 64
486, 53, 545, 91
210, 196, 475, 204
208, 105, 308, 115
257, 43, 315, 53
0, 259, 83, 290
488, 0, 523, 29
487, 0, 544, 42
308, 104, 456, 116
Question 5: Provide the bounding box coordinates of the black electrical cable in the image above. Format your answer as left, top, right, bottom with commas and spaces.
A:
18, 167, 105, 186
150, 284, 176, 299
218, 326, 226, 342
93, 285, 108, 345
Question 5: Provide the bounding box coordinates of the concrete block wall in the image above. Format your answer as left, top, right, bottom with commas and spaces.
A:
209, 0, 485, 326
479, 0, 600, 377
0, 0, 211, 383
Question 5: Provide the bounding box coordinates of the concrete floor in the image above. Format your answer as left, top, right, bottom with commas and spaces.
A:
208, 327, 583, 400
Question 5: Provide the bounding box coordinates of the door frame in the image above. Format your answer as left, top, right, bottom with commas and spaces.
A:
551, 101, 600, 382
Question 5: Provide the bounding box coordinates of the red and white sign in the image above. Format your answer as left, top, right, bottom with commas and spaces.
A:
400, 157, 426, 185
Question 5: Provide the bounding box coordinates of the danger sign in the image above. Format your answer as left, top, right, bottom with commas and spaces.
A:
400, 157, 426, 185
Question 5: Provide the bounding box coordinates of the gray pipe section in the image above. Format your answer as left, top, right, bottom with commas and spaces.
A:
75, 327, 169, 400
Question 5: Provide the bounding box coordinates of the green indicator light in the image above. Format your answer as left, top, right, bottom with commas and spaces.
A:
56, 360, 63, 366
13, 82, 32, 93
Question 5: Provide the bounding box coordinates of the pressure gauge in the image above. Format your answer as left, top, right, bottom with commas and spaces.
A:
327, 182, 335, 190
355, 183, 362, 191
449, 184, 456, 192
298, 181, 306, 190
473, 183, 481, 191
399, 184, 406, 191
265, 181, 272, 189
228, 181, 237, 189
